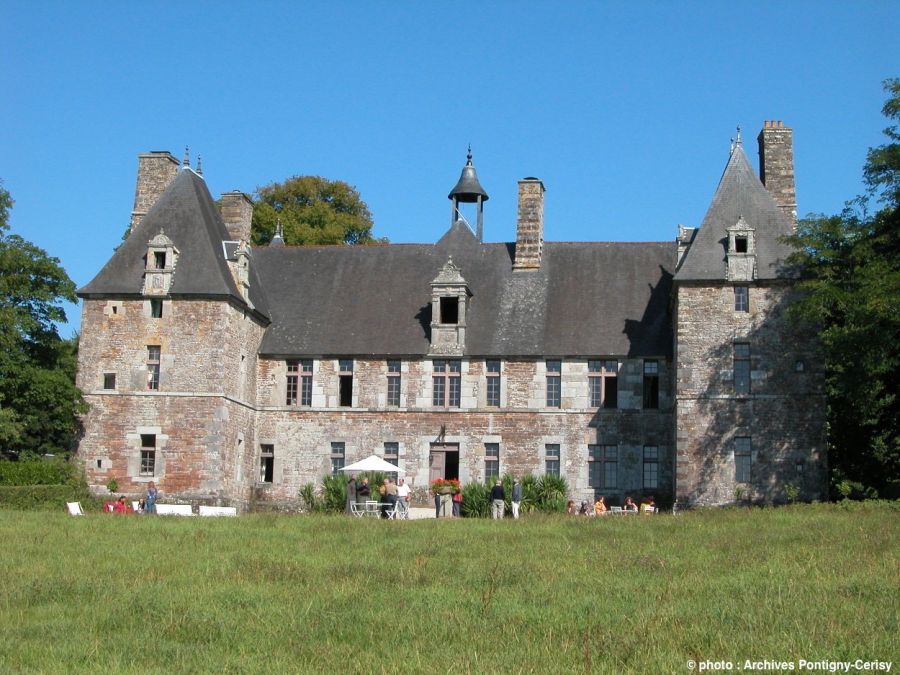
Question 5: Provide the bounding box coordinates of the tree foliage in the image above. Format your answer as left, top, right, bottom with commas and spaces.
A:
0, 183, 85, 457
787, 79, 900, 498
251, 175, 380, 246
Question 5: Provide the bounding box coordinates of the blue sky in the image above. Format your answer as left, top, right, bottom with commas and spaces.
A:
1, 1, 897, 337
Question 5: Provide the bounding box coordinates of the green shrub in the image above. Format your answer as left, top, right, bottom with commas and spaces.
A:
0, 484, 95, 510
0, 458, 76, 486
461, 482, 490, 518
321, 473, 348, 512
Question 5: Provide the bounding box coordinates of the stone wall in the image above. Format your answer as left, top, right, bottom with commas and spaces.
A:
674, 282, 826, 505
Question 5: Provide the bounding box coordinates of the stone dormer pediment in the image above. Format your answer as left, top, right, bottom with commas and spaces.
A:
142, 228, 179, 295
429, 257, 471, 356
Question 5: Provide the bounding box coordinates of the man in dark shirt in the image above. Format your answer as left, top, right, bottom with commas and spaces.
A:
490, 480, 505, 519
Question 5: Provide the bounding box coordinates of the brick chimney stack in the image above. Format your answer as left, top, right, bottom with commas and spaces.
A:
130, 151, 180, 233
220, 191, 254, 243
757, 121, 796, 223
513, 178, 545, 270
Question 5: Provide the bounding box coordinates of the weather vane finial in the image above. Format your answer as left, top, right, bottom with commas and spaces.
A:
466, 144, 473, 165
183, 145, 190, 169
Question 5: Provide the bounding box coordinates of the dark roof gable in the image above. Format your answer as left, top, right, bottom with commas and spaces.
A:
675, 143, 795, 281
78, 170, 270, 319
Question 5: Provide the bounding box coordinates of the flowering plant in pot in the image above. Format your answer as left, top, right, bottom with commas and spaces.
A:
431, 478, 460, 495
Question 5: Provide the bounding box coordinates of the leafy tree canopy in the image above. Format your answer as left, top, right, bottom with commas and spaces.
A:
0, 183, 85, 456
787, 78, 900, 498
250, 175, 381, 246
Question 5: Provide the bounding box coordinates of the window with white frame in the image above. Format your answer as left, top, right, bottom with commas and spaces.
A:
330, 442, 345, 476
140, 434, 156, 476
546, 359, 561, 408
734, 286, 749, 312
484, 443, 500, 481
545, 444, 560, 477
432, 359, 461, 408
147, 346, 160, 390
588, 360, 618, 409
386, 360, 401, 407
383, 441, 399, 481
486, 359, 501, 407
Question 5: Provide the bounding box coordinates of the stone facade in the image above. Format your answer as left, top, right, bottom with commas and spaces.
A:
75, 124, 826, 511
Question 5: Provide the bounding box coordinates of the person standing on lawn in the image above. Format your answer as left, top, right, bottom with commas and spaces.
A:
396, 477, 410, 517
145, 482, 158, 514
511, 479, 523, 519
346, 474, 357, 513
490, 479, 505, 519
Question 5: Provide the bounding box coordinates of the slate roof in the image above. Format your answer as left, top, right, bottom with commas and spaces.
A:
78, 170, 270, 320
254, 222, 674, 358
675, 142, 795, 281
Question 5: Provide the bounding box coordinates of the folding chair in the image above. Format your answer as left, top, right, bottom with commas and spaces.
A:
66, 502, 84, 516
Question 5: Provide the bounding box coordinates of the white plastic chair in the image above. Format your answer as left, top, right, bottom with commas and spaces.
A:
66, 502, 84, 516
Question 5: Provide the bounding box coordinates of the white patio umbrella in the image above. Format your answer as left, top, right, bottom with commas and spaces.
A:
339, 454, 402, 474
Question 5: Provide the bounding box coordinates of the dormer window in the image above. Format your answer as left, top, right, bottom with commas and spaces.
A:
143, 229, 178, 295
726, 216, 757, 282
429, 257, 470, 356
440, 296, 459, 324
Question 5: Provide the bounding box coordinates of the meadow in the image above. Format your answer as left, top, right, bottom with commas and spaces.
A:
1, 503, 897, 674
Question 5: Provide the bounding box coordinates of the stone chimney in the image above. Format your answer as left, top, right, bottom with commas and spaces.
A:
220, 191, 253, 243
513, 178, 545, 271
757, 121, 796, 223
130, 151, 180, 233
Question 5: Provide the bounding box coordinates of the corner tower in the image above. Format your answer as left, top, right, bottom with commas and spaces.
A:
673, 125, 825, 506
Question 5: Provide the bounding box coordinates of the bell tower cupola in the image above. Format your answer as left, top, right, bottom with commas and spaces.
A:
448, 146, 489, 242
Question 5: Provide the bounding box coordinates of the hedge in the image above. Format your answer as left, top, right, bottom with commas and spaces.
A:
0, 459, 76, 486
0, 484, 90, 510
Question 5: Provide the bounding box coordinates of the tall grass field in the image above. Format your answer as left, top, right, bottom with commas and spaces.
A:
1, 503, 897, 674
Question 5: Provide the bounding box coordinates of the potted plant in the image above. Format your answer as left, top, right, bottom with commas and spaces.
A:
431, 478, 460, 495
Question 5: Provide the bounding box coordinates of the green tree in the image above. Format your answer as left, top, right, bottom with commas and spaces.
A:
0, 182, 85, 457
251, 175, 380, 246
787, 79, 900, 498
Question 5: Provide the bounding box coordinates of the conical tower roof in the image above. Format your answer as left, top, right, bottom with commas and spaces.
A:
675, 139, 795, 281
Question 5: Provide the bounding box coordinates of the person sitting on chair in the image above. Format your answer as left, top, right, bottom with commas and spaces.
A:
623, 496, 638, 512
113, 496, 132, 514
594, 496, 607, 516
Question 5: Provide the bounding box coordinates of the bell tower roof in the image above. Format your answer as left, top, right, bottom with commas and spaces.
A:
448, 146, 489, 202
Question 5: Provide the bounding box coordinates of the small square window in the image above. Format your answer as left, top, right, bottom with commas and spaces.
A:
735, 237, 748, 254
103, 373, 116, 390
440, 296, 459, 324
153, 251, 166, 269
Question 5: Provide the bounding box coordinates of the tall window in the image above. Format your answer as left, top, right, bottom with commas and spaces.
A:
735, 437, 752, 483
383, 441, 399, 481
439, 296, 459, 324
546, 359, 561, 408
643, 360, 659, 409
286, 360, 299, 405
643, 446, 659, 489
734, 286, 749, 312
588, 360, 618, 409
484, 443, 500, 481
147, 345, 160, 390
339, 360, 354, 407
140, 434, 156, 476
259, 444, 274, 483
153, 251, 166, 269
299, 360, 313, 406
486, 360, 501, 407
545, 444, 560, 477
150, 298, 163, 318
432, 359, 461, 407
387, 360, 401, 407
330, 442, 345, 476
588, 444, 617, 489
734, 343, 751, 394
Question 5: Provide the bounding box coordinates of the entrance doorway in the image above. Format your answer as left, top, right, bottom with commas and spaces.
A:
430, 443, 459, 482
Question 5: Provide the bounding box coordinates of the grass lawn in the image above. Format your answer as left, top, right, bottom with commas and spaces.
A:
0, 502, 897, 674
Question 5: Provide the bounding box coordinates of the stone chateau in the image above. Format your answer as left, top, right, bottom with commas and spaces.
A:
76, 122, 826, 510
